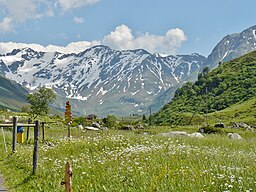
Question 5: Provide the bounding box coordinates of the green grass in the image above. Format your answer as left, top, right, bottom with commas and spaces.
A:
0, 124, 255, 191
208, 97, 256, 126
154, 51, 256, 126
183, 97, 256, 127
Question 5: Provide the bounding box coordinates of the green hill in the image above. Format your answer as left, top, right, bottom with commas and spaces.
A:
208, 96, 256, 125
153, 50, 256, 125
0, 75, 29, 111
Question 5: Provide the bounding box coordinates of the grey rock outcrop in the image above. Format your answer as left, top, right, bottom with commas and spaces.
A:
227, 133, 243, 140
188, 132, 204, 138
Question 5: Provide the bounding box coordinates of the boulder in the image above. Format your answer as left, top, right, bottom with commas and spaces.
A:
198, 128, 206, 133
246, 127, 254, 132
227, 133, 242, 140
121, 125, 135, 130
158, 131, 188, 137
136, 124, 144, 129
78, 124, 83, 129
92, 122, 101, 128
101, 127, 109, 131
230, 122, 251, 129
84, 126, 100, 131
214, 122, 225, 128
188, 132, 204, 138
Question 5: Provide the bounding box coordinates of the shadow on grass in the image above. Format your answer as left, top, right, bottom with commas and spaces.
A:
7, 174, 36, 191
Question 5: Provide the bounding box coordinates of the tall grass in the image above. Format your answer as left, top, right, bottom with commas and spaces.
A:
0, 125, 255, 191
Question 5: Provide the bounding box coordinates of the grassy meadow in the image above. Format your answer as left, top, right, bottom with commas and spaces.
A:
0, 122, 256, 191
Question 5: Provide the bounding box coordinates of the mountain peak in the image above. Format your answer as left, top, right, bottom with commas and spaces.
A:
0, 43, 206, 116
153, 52, 167, 57
206, 25, 256, 68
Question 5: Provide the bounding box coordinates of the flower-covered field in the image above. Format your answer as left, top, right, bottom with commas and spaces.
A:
0, 127, 256, 191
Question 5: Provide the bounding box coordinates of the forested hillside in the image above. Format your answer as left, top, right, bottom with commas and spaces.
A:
153, 50, 256, 125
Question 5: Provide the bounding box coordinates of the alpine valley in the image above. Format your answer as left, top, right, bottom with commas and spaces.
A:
0, 25, 256, 116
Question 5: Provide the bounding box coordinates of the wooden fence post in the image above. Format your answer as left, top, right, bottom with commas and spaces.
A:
42, 122, 45, 143
68, 123, 71, 138
61, 161, 72, 192
32, 120, 40, 175
27, 118, 31, 140
12, 116, 18, 152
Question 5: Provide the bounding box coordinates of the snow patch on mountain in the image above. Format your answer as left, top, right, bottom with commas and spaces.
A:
0, 45, 206, 116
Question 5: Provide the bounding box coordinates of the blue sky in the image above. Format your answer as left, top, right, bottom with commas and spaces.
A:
0, 0, 255, 56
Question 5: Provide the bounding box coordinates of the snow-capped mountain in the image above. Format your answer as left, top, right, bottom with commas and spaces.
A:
207, 25, 256, 68
0, 45, 206, 116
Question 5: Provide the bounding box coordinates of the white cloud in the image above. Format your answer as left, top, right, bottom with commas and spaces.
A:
0, 0, 54, 32
0, 0, 37, 22
58, 0, 100, 11
103, 25, 133, 50
73, 16, 84, 24
103, 25, 187, 55
0, 24, 186, 55
0, 41, 100, 54
0, 17, 14, 33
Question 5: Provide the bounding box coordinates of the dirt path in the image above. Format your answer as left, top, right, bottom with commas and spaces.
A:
0, 175, 7, 191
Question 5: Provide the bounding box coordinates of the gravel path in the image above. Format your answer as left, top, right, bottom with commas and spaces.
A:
0, 175, 7, 191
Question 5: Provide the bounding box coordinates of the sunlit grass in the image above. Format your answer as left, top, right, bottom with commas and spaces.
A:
0, 125, 255, 191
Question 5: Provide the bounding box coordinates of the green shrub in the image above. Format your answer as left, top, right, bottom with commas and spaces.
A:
103, 115, 117, 128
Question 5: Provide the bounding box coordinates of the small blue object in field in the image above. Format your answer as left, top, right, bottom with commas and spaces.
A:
17, 126, 24, 133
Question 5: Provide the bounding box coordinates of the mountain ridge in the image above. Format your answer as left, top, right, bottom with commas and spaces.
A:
1, 25, 256, 116
206, 25, 256, 68
0, 45, 206, 116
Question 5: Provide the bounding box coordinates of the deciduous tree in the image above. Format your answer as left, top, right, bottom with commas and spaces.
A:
27, 87, 56, 119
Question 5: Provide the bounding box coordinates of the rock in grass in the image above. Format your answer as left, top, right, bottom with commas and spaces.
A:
227, 133, 243, 140
92, 122, 101, 128
188, 132, 204, 138
101, 127, 109, 131
78, 124, 83, 129
136, 124, 144, 129
246, 127, 254, 132
230, 122, 251, 129
159, 131, 188, 137
121, 125, 135, 130
159, 131, 204, 138
84, 126, 100, 131
214, 122, 225, 128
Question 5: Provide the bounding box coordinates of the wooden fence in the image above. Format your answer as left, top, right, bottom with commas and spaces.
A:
0, 116, 39, 175
1, 117, 72, 191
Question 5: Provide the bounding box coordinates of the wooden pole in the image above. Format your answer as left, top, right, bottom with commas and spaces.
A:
42, 122, 45, 143
68, 123, 71, 138
206, 87, 208, 125
12, 116, 18, 152
149, 108, 152, 126
65, 161, 72, 192
188, 98, 203, 125
27, 118, 31, 140
32, 120, 40, 175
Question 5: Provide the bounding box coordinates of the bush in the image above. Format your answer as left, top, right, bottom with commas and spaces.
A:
103, 115, 117, 128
